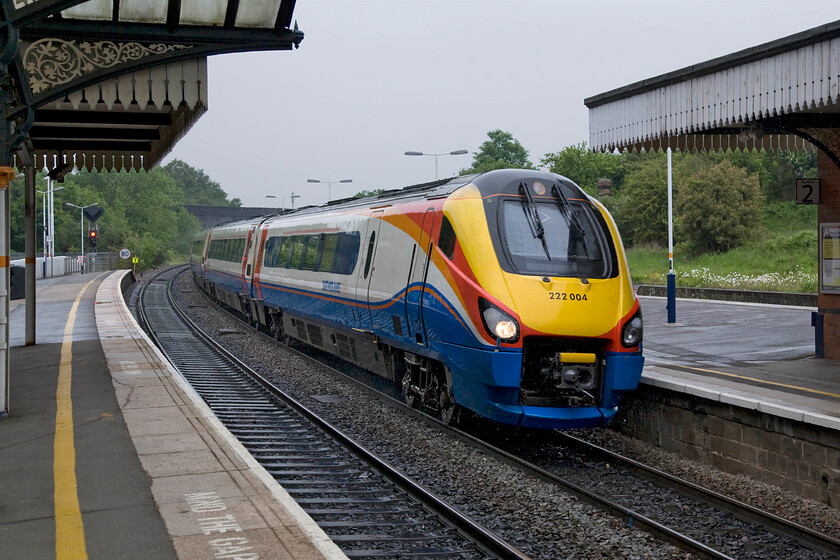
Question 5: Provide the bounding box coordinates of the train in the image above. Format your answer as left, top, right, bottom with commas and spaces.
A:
190, 169, 644, 429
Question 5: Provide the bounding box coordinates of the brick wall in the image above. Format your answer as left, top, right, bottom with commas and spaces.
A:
818, 151, 840, 360
613, 386, 840, 507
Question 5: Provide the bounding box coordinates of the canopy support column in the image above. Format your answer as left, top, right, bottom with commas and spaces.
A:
23, 162, 35, 346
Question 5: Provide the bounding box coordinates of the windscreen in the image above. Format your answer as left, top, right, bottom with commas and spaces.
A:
500, 196, 612, 279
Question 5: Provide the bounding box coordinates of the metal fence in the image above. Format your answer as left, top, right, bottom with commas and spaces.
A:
85, 252, 118, 273
10, 252, 122, 278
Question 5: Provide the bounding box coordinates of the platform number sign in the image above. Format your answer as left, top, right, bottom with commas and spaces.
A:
796, 178, 820, 204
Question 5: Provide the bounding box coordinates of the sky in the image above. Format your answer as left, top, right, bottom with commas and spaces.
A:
162, 0, 840, 209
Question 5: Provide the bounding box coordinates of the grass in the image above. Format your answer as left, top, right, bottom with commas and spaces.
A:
626, 202, 819, 293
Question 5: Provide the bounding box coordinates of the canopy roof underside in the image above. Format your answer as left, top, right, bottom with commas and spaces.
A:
23, 57, 206, 173
3, 0, 301, 172
584, 20, 840, 155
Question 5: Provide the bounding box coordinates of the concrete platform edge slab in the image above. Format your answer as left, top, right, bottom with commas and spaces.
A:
95, 270, 348, 560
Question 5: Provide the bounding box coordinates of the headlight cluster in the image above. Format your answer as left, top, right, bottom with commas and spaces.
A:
479, 298, 519, 342
621, 309, 643, 347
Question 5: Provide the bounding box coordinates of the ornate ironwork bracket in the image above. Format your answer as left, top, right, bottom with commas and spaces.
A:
22, 38, 190, 95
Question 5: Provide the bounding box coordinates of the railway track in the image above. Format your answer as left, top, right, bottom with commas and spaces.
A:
138, 265, 528, 560
145, 266, 840, 560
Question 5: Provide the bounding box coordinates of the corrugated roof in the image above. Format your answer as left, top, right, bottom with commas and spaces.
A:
584, 20, 840, 154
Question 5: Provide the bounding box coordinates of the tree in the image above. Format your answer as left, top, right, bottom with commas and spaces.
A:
677, 160, 763, 254
462, 129, 533, 173
163, 159, 241, 206
540, 142, 624, 195
609, 152, 670, 247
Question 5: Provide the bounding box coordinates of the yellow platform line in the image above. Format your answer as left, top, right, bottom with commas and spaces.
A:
54, 277, 98, 560
650, 359, 840, 400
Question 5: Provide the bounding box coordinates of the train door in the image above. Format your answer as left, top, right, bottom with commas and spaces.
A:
200, 230, 211, 274
354, 210, 383, 332
240, 225, 258, 297
248, 225, 269, 301
405, 208, 436, 346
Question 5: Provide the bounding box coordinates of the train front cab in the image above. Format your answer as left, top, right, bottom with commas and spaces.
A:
429, 172, 644, 429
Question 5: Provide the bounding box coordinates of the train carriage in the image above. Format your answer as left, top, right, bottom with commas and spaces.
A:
191, 169, 644, 429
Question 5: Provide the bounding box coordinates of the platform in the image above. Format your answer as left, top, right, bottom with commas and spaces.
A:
638, 295, 840, 429
0, 270, 347, 560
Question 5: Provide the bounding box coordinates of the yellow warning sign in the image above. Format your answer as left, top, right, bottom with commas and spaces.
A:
822, 223, 840, 294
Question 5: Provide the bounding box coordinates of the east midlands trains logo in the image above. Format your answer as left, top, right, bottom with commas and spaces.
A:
322, 281, 341, 294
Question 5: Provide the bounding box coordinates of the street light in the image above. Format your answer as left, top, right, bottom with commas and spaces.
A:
266, 194, 287, 210
404, 149, 468, 180
307, 178, 353, 202
36, 176, 63, 277
65, 202, 98, 271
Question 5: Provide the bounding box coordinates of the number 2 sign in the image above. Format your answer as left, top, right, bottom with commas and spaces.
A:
796, 178, 820, 205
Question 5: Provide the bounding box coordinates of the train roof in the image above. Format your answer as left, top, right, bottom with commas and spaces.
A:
202, 169, 577, 232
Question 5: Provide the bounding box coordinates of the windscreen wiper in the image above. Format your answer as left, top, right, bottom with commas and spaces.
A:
551, 183, 587, 248
519, 182, 551, 260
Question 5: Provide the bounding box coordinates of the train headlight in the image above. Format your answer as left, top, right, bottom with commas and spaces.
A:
621, 310, 643, 348
479, 298, 520, 343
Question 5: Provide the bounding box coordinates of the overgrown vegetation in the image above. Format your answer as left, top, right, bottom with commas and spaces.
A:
627, 203, 819, 293
10, 159, 239, 269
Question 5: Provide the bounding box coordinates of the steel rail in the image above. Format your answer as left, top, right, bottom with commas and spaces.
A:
554, 431, 840, 557
138, 265, 530, 560
177, 266, 840, 560
176, 268, 734, 560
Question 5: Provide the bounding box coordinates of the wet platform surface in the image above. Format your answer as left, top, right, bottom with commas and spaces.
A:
639, 296, 839, 425
0, 271, 346, 560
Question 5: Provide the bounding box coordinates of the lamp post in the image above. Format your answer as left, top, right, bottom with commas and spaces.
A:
289, 192, 300, 209
265, 195, 285, 210
307, 178, 352, 203
65, 202, 98, 272
36, 176, 63, 277
404, 149, 468, 180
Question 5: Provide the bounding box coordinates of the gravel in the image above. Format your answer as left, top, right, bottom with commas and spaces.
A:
129, 268, 839, 559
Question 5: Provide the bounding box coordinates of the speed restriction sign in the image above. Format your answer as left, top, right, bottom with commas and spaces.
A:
119, 248, 131, 259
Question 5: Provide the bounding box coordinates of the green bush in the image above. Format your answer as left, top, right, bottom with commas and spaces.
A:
676, 160, 763, 255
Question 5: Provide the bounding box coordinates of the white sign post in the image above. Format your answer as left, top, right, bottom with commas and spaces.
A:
119, 248, 131, 260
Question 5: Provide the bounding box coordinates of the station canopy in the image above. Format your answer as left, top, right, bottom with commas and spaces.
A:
3, 0, 303, 173
584, 20, 840, 164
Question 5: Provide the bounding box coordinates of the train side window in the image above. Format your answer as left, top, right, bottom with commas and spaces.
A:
363, 231, 376, 279
290, 236, 305, 269
319, 234, 338, 272
263, 237, 279, 267
333, 232, 361, 275
318, 233, 338, 272
438, 215, 457, 260
304, 234, 320, 270
278, 236, 292, 268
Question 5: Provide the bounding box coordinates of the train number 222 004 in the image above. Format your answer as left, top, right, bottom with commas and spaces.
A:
549, 292, 588, 301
